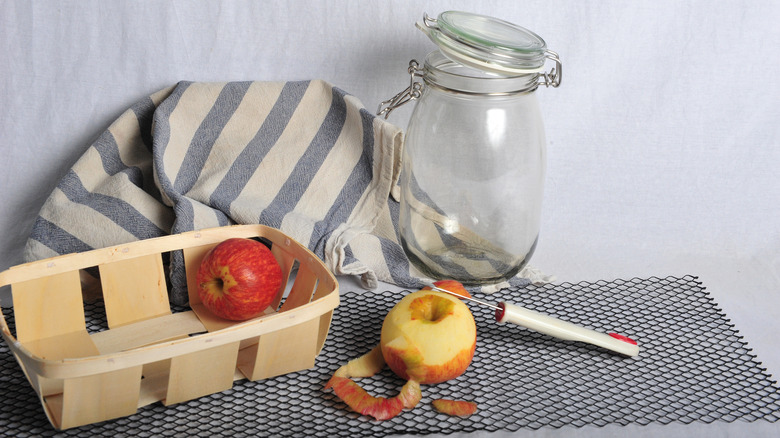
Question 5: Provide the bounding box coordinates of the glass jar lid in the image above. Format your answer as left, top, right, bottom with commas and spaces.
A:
417, 11, 549, 76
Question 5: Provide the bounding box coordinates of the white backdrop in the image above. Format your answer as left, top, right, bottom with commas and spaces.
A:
1, 1, 779, 437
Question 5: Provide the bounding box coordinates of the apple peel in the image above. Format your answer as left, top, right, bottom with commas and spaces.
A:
326, 376, 405, 420
330, 345, 385, 380
432, 399, 478, 417
397, 379, 422, 409
326, 376, 422, 420
324, 346, 422, 419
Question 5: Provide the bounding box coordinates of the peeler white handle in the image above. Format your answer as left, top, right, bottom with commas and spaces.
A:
495, 302, 640, 357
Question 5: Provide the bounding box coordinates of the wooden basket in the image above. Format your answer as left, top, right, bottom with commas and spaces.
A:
0, 224, 339, 430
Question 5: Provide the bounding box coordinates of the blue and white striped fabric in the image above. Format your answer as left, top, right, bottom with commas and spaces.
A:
23, 80, 541, 305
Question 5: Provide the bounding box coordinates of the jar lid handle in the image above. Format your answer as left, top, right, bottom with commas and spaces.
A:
540, 50, 562, 88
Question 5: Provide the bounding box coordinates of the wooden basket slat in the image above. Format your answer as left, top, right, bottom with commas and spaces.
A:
312, 274, 337, 354
24, 330, 99, 361
237, 316, 321, 381
56, 365, 144, 429
0, 224, 339, 431
315, 311, 335, 355
138, 359, 171, 408
99, 252, 170, 328
312, 274, 335, 301
26, 364, 62, 401
164, 341, 240, 406
90, 311, 207, 355
270, 242, 298, 311
11, 270, 85, 343
280, 263, 317, 312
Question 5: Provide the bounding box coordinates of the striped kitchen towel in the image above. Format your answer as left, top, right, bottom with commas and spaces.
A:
22, 80, 544, 305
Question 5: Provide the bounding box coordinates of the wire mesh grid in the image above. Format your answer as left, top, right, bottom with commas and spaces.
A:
1, 275, 779, 437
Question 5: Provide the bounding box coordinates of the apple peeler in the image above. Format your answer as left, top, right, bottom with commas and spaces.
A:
425, 283, 640, 357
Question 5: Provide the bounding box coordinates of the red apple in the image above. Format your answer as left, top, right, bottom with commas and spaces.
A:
196, 237, 283, 321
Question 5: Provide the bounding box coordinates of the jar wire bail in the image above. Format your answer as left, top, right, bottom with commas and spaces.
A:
377, 60, 424, 119
541, 50, 562, 88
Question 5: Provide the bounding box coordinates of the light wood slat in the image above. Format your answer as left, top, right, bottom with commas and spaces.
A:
55, 366, 143, 429
279, 264, 317, 312
100, 253, 170, 328
238, 317, 319, 381
189, 301, 277, 333
270, 245, 297, 310
312, 274, 334, 301
164, 342, 240, 405
24, 330, 99, 360
11, 270, 85, 343
90, 311, 207, 354
315, 311, 334, 355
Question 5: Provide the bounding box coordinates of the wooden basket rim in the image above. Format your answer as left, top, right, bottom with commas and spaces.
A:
1, 224, 316, 285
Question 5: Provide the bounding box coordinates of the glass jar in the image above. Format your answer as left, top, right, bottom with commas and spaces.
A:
379, 11, 561, 285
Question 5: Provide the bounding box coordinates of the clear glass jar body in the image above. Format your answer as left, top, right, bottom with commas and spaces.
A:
399, 51, 546, 284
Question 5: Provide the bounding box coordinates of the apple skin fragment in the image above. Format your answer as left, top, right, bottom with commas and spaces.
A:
326, 376, 405, 420
330, 344, 385, 380
432, 399, 478, 417
397, 379, 422, 409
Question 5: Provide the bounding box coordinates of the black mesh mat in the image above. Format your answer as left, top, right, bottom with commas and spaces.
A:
1, 275, 779, 437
